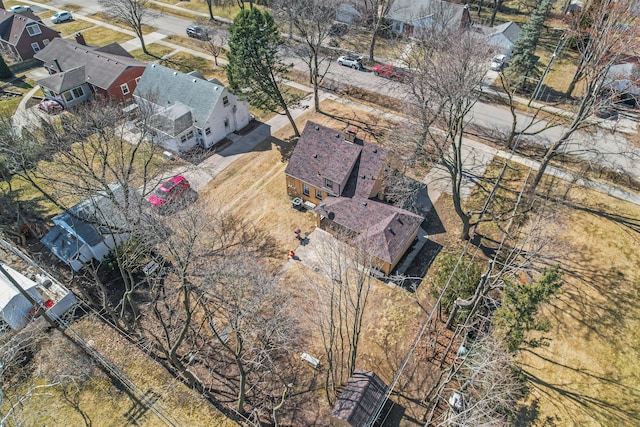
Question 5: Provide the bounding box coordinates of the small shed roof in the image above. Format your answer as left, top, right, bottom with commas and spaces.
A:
0, 263, 42, 330
330, 370, 389, 427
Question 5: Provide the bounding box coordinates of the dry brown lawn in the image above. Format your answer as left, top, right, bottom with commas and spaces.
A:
516, 183, 640, 425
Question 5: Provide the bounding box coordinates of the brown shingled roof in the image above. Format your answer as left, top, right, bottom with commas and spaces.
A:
316, 197, 423, 264
285, 121, 389, 198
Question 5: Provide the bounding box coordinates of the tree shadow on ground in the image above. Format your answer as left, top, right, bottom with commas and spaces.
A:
273, 135, 297, 163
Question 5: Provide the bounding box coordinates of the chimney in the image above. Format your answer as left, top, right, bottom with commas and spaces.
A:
53, 58, 62, 72
75, 32, 86, 46
460, 4, 472, 30
344, 125, 357, 143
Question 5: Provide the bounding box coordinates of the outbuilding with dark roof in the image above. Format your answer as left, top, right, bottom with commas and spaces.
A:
330, 370, 388, 427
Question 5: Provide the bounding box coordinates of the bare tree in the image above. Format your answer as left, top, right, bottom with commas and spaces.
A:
528, 0, 640, 192
289, 0, 336, 112
401, 28, 493, 240
99, 0, 157, 55
305, 232, 377, 403
198, 253, 300, 416
362, 0, 394, 61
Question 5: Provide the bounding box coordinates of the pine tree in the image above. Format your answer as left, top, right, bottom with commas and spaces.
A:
226, 8, 301, 136
0, 54, 13, 79
507, 0, 554, 92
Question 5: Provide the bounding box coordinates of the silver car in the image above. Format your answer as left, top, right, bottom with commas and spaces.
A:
337, 55, 363, 70
51, 11, 73, 24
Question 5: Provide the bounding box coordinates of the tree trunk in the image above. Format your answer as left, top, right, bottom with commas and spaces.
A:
236, 357, 247, 415
207, 2, 214, 20
490, 0, 500, 27
368, 30, 379, 62
284, 107, 300, 137
139, 33, 148, 55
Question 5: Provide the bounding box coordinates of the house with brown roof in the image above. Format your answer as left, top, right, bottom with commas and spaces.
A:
329, 369, 388, 426
285, 121, 424, 275
0, 8, 59, 62
33, 35, 145, 109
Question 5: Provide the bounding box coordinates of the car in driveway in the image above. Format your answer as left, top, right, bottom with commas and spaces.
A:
186, 25, 209, 40
8, 5, 31, 14
51, 11, 73, 24
148, 175, 191, 207
373, 63, 405, 80
490, 54, 507, 71
337, 55, 363, 70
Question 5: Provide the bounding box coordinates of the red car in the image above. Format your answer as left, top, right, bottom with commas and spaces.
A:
373, 64, 405, 80
148, 175, 190, 207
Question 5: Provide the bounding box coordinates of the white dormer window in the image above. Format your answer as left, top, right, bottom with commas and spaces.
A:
26, 24, 42, 36
325, 178, 333, 189
120, 83, 130, 95
31, 42, 40, 53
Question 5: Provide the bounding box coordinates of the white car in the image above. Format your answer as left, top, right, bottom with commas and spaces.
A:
51, 11, 73, 24
337, 55, 363, 70
490, 54, 507, 72
8, 5, 31, 14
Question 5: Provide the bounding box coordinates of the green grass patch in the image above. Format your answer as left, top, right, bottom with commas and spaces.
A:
0, 96, 21, 116
179, 2, 245, 19
49, 19, 95, 37
81, 26, 135, 46
160, 51, 223, 80
88, 12, 157, 35
35, 10, 54, 19
147, 2, 198, 20
164, 34, 228, 60
129, 43, 175, 62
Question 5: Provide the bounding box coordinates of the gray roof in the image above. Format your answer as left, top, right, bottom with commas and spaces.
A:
388, 0, 465, 25
36, 65, 86, 93
330, 370, 388, 426
488, 21, 521, 44
33, 38, 144, 90
151, 102, 194, 136
135, 63, 226, 127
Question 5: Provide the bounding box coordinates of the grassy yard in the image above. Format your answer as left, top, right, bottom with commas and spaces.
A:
160, 51, 224, 80
81, 26, 135, 46
47, 19, 96, 37
516, 181, 640, 425
88, 12, 157, 35
165, 34, 228, 61
129, 43, 175, 62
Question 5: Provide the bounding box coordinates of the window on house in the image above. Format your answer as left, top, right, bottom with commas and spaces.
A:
224, 118, 229, 128
26, 24, 41, 36
186, 130, 194, 139
72, 87, 84, 98
121, 83, 130, 95
325, 178, 333, 189
205, 127, 211, 135
223, 96, 229, 106
303, 184, 310, 196
63, 91, 73, 102
180, 134, 188, 143
43, 39, 50, 46
30, 42, 40, 53
315, 189, 323, 200
135, 76, 141, 84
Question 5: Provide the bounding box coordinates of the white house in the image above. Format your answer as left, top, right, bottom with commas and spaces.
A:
40, 184, 141, 271
388, 0, 468, 38
134, 64, 251, 153
485, 21, 522, 57
0, 263, 77, 330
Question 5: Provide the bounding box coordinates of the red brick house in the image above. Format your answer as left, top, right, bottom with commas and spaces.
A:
33, 35, 145, 108
0, 8, 60, 62
285, 122, 424, 275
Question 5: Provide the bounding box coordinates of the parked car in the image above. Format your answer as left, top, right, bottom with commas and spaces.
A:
490, 54, 507, 71
8, 5, 31, 14
337, 55, 363, 70
51, 11, 73, 24
148, 175, 191, 207
373, 63, 405, 80
186, 25, 209, 40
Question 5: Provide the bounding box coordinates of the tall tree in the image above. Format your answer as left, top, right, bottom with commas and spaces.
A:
227, 8, 301, 136
289, 0, 335, 112
401, 28, 493, 240
506, 0, 554, 92
528, 0, 640, 192
99, 0, 157, 55
363, 0, 393, 62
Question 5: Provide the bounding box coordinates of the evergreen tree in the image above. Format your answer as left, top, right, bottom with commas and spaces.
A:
226, 7, 301, 136
0, 54, 13, 79
507, 0, 554, 92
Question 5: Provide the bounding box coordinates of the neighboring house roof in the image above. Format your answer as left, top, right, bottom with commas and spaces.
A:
388, 0, 465, 26
33, 38, 144, 90
330, 370, 389, 427
285, 121, 389, 199
0, 9, 54, 47
36, 65, 86, 93
604, 61, 640, 95
0, 263, 42, 330
316, 197, 423, 263
486, 21, 521, 45
134, 63, 226, 128
41, 184, 142, 264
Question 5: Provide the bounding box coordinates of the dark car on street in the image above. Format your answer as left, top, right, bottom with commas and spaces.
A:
186, 25, 209, 40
